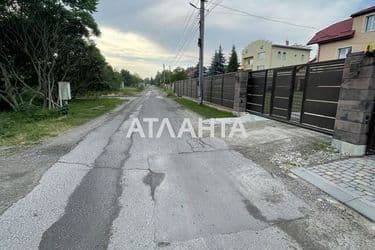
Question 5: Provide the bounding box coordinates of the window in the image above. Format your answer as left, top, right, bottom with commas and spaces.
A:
249, 58, 254, 68
365, 14, 375, 32
337, 47, 352, 59
257, 65, 265, 70
301, 54, 305, 61
277, 51, 281, 59
282, 52, 287, 60
257, 52, 265, 60
244, 57, 253, 66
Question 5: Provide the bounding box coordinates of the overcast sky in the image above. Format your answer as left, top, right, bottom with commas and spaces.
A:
93, 0, 373, 78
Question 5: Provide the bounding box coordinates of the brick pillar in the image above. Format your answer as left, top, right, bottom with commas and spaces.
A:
233, 71, 248, 113
332, 52, 375, 156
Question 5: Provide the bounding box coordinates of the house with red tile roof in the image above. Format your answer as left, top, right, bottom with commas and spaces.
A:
307, 6, 375, 62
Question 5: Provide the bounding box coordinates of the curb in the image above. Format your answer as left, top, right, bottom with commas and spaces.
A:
292, 167, 375, 222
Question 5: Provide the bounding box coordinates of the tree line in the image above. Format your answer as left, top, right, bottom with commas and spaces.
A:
0, 0, 140, 111
150, 45, 239, 85
146, 67, 189, 85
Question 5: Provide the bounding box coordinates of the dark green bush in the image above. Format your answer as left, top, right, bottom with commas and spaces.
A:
14, 104, 60, 122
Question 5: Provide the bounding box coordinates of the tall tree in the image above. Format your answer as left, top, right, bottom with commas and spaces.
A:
170, 67, 188, 82
209, 50, 218, 75
121, 70, 132, 86
217, 45, 226, 74
227, 45, 239, 72
0, 0, 100, 109
121, 69, 142, 87
209, 46, 226, 75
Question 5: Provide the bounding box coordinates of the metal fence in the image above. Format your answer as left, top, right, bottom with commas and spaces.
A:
174, 72, 236, 109
174, 59, 345, 134
367, 102, 375, 154
246, 59, 345, 134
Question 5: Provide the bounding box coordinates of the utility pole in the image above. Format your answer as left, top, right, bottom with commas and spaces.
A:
198, 0, 205, 104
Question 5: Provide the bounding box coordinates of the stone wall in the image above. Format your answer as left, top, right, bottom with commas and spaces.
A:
333, 52, 375, 156
233, 71, 248, 113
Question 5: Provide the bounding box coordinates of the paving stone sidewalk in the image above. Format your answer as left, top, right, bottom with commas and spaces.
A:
292, 155, 375, 221
308, 156, 375, 203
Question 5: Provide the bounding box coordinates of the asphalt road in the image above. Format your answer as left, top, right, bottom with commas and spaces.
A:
1, 88, 311, 249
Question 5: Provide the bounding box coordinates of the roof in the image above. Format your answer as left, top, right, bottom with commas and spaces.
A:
307, 6, 375, 45
351, 5, 375, 17
307, 18, 354, 45
272, 44, 311, 51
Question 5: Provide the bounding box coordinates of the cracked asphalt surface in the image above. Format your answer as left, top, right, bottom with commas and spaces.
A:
0, 88, 374, 249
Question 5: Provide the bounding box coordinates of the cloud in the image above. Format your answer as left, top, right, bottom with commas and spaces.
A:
94, 0, 372, 77
93, 26, 197, 77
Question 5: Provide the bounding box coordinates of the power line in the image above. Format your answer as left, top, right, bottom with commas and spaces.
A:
171, 13, 200, 66
174, 24, 199, 65
206, 0, 224, 17
167, 0, 200, 67
215, 3, 317, 30
167, 7, 197, 65
171, 26, 199, 65
168, 0, 222, 69
172, 0, 222, 68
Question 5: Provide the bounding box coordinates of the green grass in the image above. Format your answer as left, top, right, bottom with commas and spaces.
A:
311, 141, 338, 153
84, 86, 144, 98
162, 87, 234, 119
0, 99, 124, 147
162, 88, 176, 98
173, 97, 234, 119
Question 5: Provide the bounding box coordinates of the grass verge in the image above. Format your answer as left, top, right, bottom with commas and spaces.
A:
0, 99, 124, 147
83, 86, 144, 98
163, 89, 234, 119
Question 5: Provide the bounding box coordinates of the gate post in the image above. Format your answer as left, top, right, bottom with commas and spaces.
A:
233, 71, 248, 113
332, 52, 375, 156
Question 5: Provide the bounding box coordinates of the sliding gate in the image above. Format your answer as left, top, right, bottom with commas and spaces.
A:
270, 66, 296, 120
246, 70, 267, 113
246, 59, 345, 134
300, 60, 345, 132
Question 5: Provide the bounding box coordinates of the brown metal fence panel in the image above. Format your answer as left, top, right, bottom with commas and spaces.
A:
184, 80, 188, 96
203, 76, 212, 102
179, 80, 182, 95
222, 73, 236, 108
189, 79, 194, 98
211, 74, 223, 106
192, 78, 198, 98
246, 70, 267, 113
172, 73, 235, 108
301, 59, 345, 132
175, 81, 179, 96
270, 66, 296, 120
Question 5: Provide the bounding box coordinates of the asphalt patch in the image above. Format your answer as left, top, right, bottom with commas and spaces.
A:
143, 170, 165, 201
